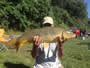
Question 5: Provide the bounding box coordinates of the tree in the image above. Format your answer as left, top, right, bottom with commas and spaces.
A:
0, 0, 88, 31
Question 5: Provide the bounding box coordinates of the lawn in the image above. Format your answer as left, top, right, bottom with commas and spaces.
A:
0, 36, 90, 68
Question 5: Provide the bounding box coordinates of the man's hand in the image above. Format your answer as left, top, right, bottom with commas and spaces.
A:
33, 35, 43, 47
57, 38, 64, 59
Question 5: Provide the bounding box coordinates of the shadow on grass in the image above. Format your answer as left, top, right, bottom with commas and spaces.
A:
77, 42, 90, 50
4, 62, 30, 68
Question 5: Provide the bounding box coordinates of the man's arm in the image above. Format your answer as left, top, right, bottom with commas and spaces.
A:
31, 35, 42, 58
57, 40, 64, 59
31, 44, 39, 58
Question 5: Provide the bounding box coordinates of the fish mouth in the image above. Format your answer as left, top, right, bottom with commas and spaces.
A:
64, 34, 76, 40
70, 34, 76, 39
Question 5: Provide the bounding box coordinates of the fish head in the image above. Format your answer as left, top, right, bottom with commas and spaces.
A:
63, 31, 76, 40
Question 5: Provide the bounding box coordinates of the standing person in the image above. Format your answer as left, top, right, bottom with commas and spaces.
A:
74, 29, 80, 38
80, 29, 85, 40
31, 16, 64, 68
85, 29, 88, 38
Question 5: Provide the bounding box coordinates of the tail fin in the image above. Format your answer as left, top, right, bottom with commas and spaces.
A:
6, 39, 31, 52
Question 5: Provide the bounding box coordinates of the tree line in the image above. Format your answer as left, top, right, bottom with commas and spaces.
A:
0, 0, 88, 31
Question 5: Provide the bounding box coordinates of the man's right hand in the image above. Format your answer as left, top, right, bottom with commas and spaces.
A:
33, 35, 42, 47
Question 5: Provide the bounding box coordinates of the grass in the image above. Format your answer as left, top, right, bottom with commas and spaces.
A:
0, 36, 90, 68
62, 37, 90, 68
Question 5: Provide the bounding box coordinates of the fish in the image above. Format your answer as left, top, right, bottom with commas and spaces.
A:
4, 27, 76, 52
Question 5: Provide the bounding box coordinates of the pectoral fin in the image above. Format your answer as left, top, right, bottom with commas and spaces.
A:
59, 32, 64, 42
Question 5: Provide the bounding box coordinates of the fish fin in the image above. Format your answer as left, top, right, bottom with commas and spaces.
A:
16, 42, 23, 52
59, 32, 64, 42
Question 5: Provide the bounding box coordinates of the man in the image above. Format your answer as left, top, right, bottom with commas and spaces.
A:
31, 16, 64, 68
74, 30, 80, 38
43, 16, 54, 27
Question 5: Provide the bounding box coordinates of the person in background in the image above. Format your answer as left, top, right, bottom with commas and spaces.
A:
84, 29, 88, 38
74, 29, 80, 38
31, 16, 64, 68
80, 29, 85, 40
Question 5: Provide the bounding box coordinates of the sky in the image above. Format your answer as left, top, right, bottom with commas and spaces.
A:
84, 0, 90, 18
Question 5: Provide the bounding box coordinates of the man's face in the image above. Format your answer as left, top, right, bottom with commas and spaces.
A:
43, 23, 52, 27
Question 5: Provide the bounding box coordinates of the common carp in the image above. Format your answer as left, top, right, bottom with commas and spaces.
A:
4, 27, 76, 52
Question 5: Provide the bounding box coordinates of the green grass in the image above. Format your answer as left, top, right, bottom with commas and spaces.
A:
62, 37, 90, 68
0, 37, 90, 68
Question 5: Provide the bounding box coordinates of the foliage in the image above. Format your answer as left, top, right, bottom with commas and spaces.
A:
52, 6, 74, 28
88, 18, 90, 23
52, 0, 88, 19
0, 0, 88, 31
0, 0, 52, 31
51, 0, 88, 29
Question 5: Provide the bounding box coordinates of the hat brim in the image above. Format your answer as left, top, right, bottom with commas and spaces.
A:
43, 21, 53, 25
